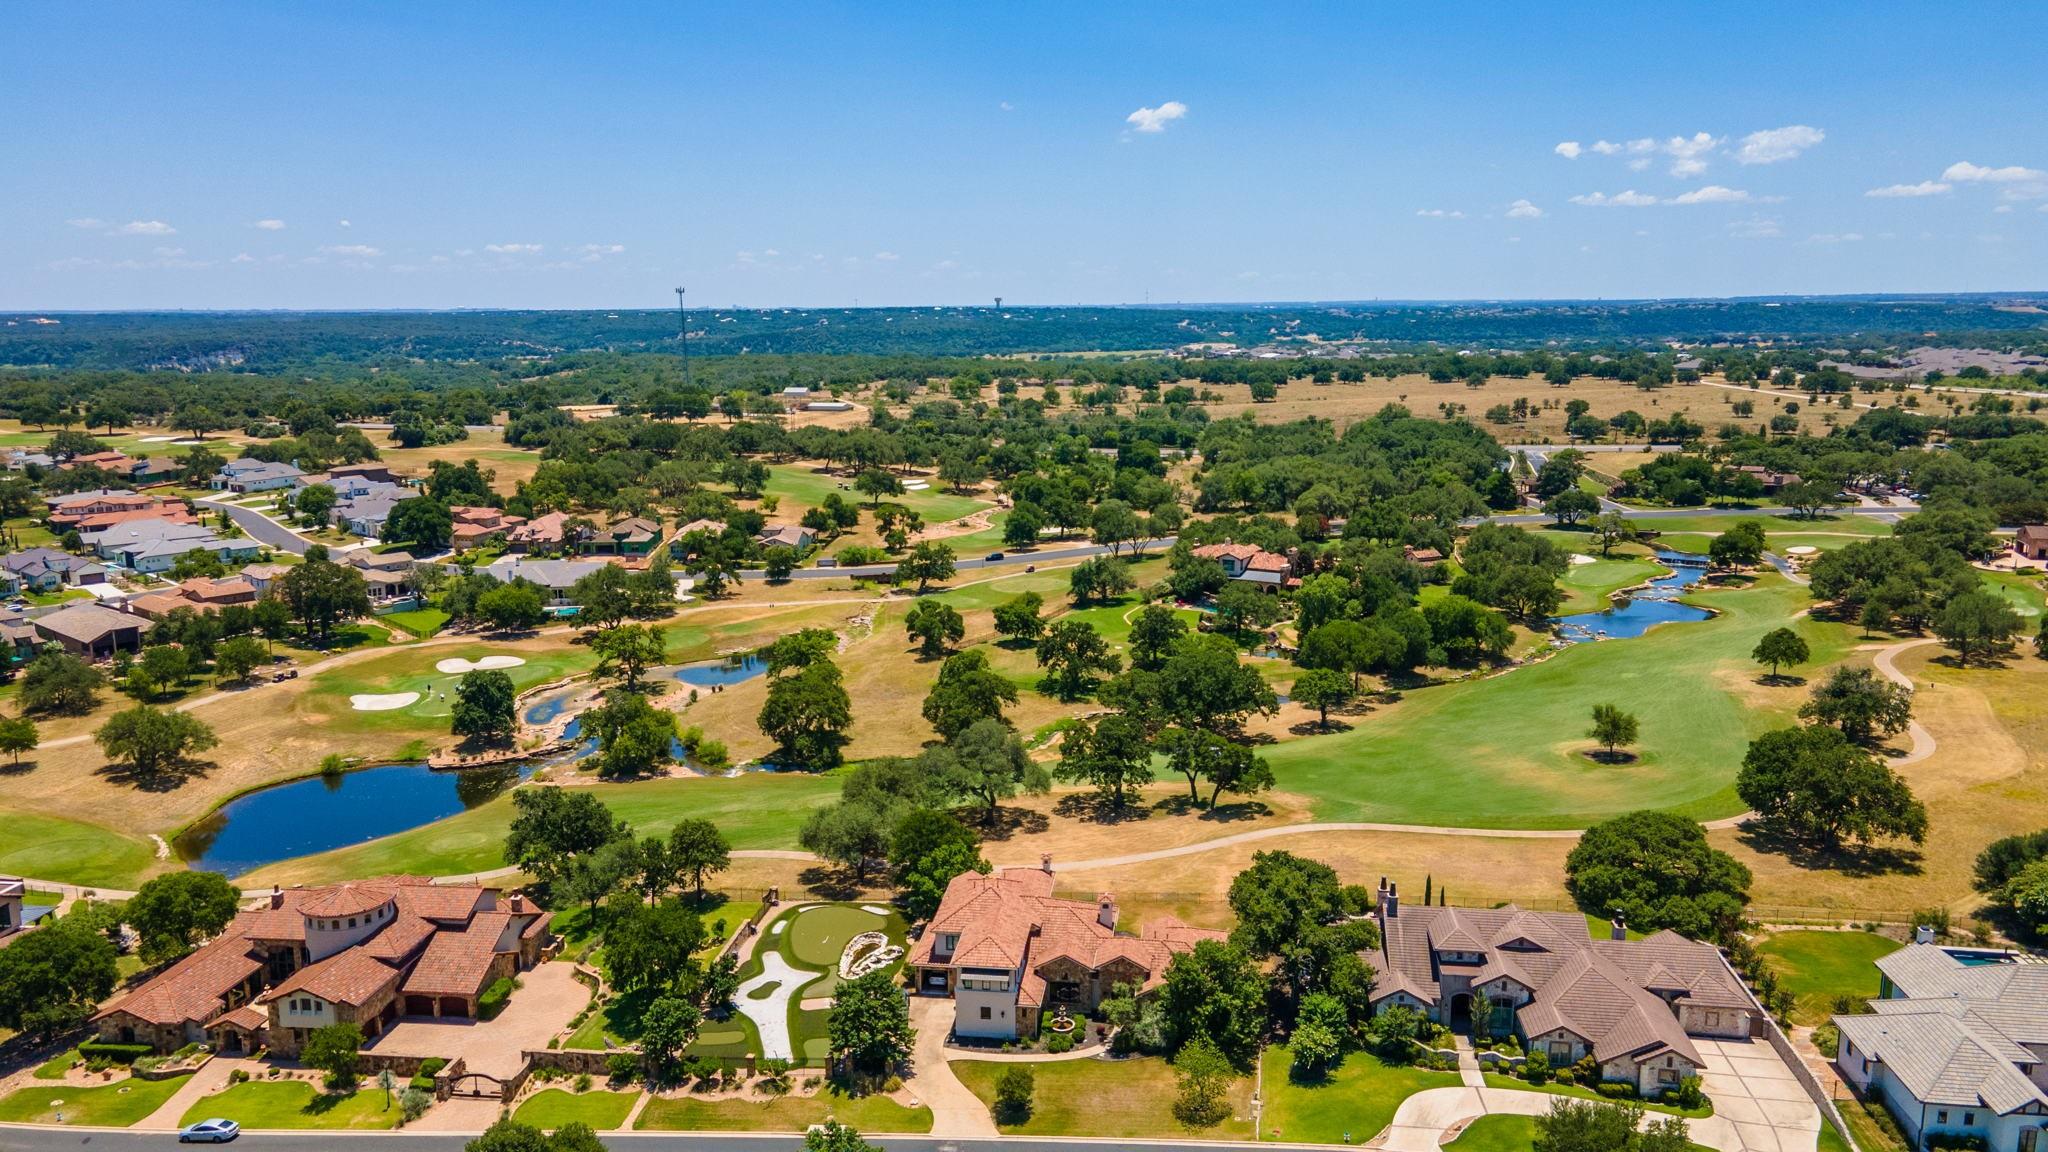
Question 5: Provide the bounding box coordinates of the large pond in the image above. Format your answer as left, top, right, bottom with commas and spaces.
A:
1552, 550, 1712, 642
671, 653, 769, 688
173, 762, 530, 878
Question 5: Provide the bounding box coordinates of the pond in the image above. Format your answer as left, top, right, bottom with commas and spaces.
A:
172, 761, 532, 878
1552, 550, 1713, 642
671, 653, 769, 688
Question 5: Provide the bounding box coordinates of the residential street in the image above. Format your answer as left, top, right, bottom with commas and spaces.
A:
195, 498, 312, 555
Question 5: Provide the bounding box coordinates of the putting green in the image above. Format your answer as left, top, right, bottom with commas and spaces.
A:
784, 904, 890, 970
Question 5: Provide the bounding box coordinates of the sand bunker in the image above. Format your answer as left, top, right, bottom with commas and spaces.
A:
434, 655, 527, 675
351, 692, 421, 711
137, 435, 177, 443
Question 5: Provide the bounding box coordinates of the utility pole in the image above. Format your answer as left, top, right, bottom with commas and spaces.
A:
674, 287, 691, 386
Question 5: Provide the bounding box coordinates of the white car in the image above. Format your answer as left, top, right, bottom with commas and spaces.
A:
179, 1118, 240, 1142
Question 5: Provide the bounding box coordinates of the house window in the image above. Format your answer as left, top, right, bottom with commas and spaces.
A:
348, 917, 357, 928
1658, 1069, 1680, 1085
980, 1006, 991, 1020
1937, 1111, 1948, 1125
1963, 1113, 1975, 1126
1548, 1042, 1571, 1061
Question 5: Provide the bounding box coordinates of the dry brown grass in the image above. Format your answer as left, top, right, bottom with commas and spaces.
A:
379, 427, 542, 492
1722, 642, 2048, 923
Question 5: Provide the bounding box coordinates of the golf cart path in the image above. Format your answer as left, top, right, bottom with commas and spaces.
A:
1872, 636, 1940, 766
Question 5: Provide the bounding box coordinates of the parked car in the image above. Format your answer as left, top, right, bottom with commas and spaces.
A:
179, 1118, 239, 1143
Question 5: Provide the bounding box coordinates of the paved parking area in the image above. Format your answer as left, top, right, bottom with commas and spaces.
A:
368, 960, 588, 1078
1690, 1037, 1822, 1152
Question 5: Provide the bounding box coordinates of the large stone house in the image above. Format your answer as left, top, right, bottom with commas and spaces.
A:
1833, 945, 2048, 1152
33, 603, 151, 658
2015, 525, 2048, 563
908, 858, 1223, 1041
93, 876, 548, 1057
1369, 883, 1757, 1099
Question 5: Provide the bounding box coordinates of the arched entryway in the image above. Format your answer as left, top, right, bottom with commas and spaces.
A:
1449, 993, 1473, 1031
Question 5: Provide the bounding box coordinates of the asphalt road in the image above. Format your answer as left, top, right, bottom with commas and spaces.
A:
0, 1129, 1321, 1152
195, 499, 310, 555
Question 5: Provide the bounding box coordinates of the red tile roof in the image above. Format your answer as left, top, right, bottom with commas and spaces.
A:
401, 912, 511, 998
301, 882, 397, 920
94, 926, 264, 1027
267, 947, 402, 1008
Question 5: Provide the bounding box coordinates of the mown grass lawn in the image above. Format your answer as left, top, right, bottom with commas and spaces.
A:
1446, 1113, 1716, 1151
1558, 557, 1664, 614
633, 1086, 931, 1132
512, 1088, 638, 1131
1259, 1047, 1460, 1144
0, 808, 161, 889
381, 607, 452, 638
760, 465, 990, 524
0, 1073, 191, 1126
300, 643, 594, 732
953, 1056, 1254, 1141
179, 1081, 401, 1130
1262, 576, 1856, 829
1757, 930, 1899, 1024
244, 769, 838, 886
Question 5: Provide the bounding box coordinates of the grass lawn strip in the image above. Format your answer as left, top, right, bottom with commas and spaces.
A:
0, 1073, 192, 1126
0, 809, 159, 889
178, 1080, 401, 1130
1756, 930, 1900, 1025
512, 1088, 638, 1131
633, 1085, 931, 1132
1446, 1113, 1714, 1151
952, 1055, 1255, 1141
1258, 1046, 1461, 1145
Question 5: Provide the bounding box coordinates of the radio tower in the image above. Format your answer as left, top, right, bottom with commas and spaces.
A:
994, 297, 1003, 310
674, 287, 691, 386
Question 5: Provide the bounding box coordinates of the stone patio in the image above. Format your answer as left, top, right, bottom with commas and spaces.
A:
365, 959, 589, 1078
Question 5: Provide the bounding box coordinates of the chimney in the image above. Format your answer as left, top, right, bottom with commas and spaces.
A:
270, 885, 283, 910
1914, 925, 1935, 945
509, 893, 526, 914
1385, 881, 1399, 918
1610, 915, 1627, 942
1040, 853, 1053, 875
1097, 893, 1118, 931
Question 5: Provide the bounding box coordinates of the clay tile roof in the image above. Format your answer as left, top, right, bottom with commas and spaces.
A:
401, 913, 511, 998
359, 913, 439, 962
1245, 552, 1290, 571
214, 1004, 269, 1032
94, 926, 262, 1027
300, 882, 396, 920
394, 883, 488, 922
268, 948, 401, 1007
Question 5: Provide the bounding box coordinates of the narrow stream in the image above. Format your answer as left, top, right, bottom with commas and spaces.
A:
1552, 549, 1713, 642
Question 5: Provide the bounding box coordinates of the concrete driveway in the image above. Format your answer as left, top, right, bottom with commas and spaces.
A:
1688, 1037, 1822, 1152
368, 960, 589, 1078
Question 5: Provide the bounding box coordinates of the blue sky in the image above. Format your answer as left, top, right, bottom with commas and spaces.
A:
5, 1, 2044, 310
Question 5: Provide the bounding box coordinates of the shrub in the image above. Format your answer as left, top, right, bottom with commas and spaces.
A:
1925, 1135, 1988, 1152
1911, 906, 1952, 938
1043, 1030, 1075, 1054
78, 1041, 154, 1064
606, 1053, 637, 1084
228, 1068, 251, 1085
1524, 1049, 1551, 1085
1673, 1074, 1705, 1110
1812, 1022, 1841, 1057
478, 977, 518, 1020
1595, 1079, 1638, 1099
573, 1072, 592, 1093
398, 1087, 432, 1124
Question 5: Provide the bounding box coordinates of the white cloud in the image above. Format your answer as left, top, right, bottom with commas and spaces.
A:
232, 253, 256, 264
1806, 232, 1864, 243
116, 220, 175, 235
1628, 157, 1654, 172
338, 219, 352, 228
999, 101, 1014, 112
574, 243, 624, 256
65, 217, 106, 230
873, 251, 900, 261
1994, 204, 2014, 213
320, 244, 381, 257
1416, 208, 1465, 218
252, 218, 286, 230
1554, 141, 1583, 159
485, 243, 543, 254
1669, 185, 1753, 204
1736, 125, 1824, 164
153, 246, 184, 257
1727, 217, 1783, 239
1570, 190, 1660, 207
1671, 157, 1708, 178
1590, 140, 1622, 155
1865, 181, 1951, 198
1944, 160, 2046, 183
1506, 199, 1543, 219
1126, 101, 1188, 133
